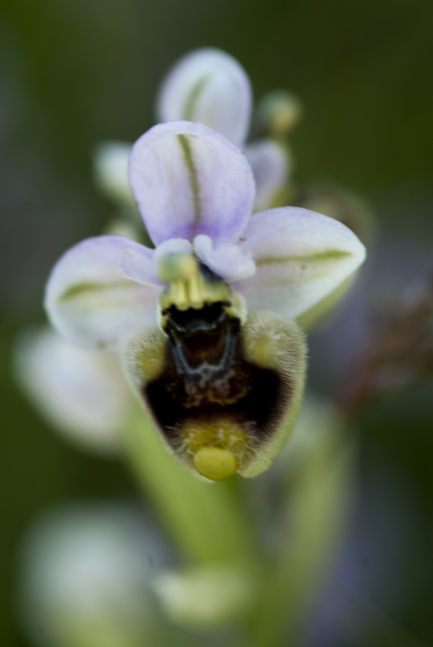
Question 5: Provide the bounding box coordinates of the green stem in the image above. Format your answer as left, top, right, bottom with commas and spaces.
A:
249, 426, 353, 647
124, 404, 256, 565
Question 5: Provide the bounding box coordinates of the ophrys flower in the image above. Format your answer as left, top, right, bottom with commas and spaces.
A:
46, 121, 365, 481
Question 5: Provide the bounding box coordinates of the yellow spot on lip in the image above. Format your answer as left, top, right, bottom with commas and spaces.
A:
194, 447, 237, 481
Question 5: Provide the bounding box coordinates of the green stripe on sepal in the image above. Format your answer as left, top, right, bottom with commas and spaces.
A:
256, 249, 351, 267
177, 134, 201, 224
59, 281, 129, 302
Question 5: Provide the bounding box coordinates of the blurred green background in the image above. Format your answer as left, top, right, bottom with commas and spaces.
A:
1, 0, 432, 644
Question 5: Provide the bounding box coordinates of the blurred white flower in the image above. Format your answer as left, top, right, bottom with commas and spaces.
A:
17, 503, 170, 647
13, 326, 134, 454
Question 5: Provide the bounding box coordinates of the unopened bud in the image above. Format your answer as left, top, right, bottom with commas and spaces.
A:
254, 90, 303, 138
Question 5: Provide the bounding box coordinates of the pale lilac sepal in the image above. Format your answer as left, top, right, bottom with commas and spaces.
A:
129, 121, 255, 247
120, 242, 162, 286
194, 234, 255, 281
245, 139, 289, 212
45, 236, 161, 349
156, 48, 252, 147
237, 207, 366, 319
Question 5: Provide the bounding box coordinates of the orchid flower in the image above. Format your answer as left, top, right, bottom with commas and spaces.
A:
94, 47, 290, 214
45, 121, 365, 481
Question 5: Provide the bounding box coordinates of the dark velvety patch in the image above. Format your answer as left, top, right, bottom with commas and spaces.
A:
143, 303, 291, 442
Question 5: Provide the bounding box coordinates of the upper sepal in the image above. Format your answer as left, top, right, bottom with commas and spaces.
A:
129, 121, 255, 247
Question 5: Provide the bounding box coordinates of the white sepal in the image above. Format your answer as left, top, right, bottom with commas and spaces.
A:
238, 207, 366, 321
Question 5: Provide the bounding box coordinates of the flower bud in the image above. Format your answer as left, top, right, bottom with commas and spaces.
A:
254, 90, 303, 138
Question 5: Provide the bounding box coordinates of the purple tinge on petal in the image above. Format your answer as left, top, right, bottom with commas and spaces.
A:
237, 207, 366, 320
120, 243, 162, 286
156, 48, 252, 147
194, 234, 256, 281
45, 236, 161, 349
153, 239, 193, 264
129, 121, 255, 247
